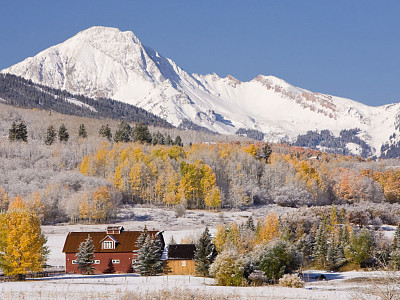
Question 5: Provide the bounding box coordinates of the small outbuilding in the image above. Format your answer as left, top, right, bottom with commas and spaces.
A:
163, 244, 196, 275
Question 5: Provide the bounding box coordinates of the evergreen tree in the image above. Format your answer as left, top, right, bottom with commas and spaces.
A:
78, 124, 87, 139
99, 124, 112, 141
344, 229, 373, 267
132, 122, 152, 144
103, 258, 116, 274
134, 234, 163, 276
58, 124, 69, 142
114, 121, 131, 143
165, 135, 173, 145
174, 135, 183, 147
9, 121, 27, 142
8, 121, 17, 141
390, 224, 400, 269
314, 220, 329, 268
245, 216, 255, 231
16, 121, 28, 142
152, 131, 165, 145
44, 125, 57, 145
76, 235, 95, 274
194, 227, 217, 276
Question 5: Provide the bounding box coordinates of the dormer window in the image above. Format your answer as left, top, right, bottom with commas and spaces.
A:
103, 241, 114, 249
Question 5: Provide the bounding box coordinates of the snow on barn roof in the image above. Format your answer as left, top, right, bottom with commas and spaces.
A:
62, 229, 162, 253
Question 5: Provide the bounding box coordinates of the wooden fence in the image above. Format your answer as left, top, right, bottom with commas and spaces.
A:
0, 269, 65, 282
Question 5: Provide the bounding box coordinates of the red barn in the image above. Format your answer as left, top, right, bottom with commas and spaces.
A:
62, 226, 164, 274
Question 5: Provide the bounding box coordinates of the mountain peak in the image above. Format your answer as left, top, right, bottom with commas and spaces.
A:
2, 26, 399, 157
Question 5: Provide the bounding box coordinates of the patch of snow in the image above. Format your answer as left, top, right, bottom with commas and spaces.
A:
65, 98, 97, 112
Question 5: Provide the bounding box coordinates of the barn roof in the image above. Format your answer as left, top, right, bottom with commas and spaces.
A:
62, 230, 162, 253
165, 244, 196, 260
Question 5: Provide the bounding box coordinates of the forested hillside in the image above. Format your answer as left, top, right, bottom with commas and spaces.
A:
0, 73, 173, 128
1, 102, 400, 227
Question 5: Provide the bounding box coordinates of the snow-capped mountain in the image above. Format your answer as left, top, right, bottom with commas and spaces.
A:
2, 26, 399, 156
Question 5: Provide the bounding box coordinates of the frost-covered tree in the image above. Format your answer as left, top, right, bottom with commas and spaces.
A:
44, 125, 57, 145
209, 248, 246, 286
78, 124, 87, 139
194, 227, 216, 276
134, 234, 163, 276
132, 122, 152, 144
114, 121, 131, 143
58, 123, 69, 142
76, 235, 95, 274
9, 121, 27, 142
99, 124, 112, 141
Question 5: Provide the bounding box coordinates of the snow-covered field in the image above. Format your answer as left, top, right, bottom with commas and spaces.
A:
1, 271, 398, 300
2, 206, 396, 300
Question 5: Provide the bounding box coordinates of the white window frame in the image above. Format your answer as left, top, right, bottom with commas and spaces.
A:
181, 261, 186, 267
103, 241, 114, 249
94, 260, 100, 264
72, 260, 78, 264
112, 259, 120, 264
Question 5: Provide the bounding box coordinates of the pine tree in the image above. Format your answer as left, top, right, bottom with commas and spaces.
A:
132, 122, 152, 144
314, 220, 328, 268
391, 224, 400, 269
8, 121, 17, 141
0, 207, 48, 278
16, 121, 28, 142
44, 125, 57, 145
78, 124, 87, 139
76, 235, 95, 274
133, 234, 163, 276
114, 121, 131, 143
165, 135, 173, 145
174, 135, 183, 147
58, 123, 69, 142
245, 216, 255, 231
194, 227, 216, 276
9, 121, 27, 142
99, 124, 112, 141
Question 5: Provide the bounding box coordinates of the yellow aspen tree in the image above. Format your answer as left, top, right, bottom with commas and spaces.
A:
257, 212, 280, 244
8, 195, 25, 211
129, 163, 142, 198
0, 208, 48, 276
80, 155, 90, 175
92, 186, 112, 221
205, 186, 221, 209
113, 163, 124, 190
214, 224, 228, 252
78, 196, 90, 222
29, 191, 45, 222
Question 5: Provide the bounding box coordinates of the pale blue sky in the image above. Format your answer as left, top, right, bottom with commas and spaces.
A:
1, 0, 399, 106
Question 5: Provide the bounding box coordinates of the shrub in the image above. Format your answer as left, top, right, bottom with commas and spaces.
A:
257, 240, 302, 282
279, 274, 305, 288
209, 248, 246, 286
248, 270, 268, 286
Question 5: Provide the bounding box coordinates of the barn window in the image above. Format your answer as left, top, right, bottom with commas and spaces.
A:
72, 260, 78, 264
94, 260, 100, 264
112, 259, 120, 264
103, 241, 114, 249
181, 261, 186, 267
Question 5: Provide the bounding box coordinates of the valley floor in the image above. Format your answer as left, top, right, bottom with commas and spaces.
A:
21, 206, 397, 299
1, 271, 398, 300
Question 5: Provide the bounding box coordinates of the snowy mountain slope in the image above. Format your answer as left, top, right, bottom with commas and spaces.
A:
2, 26, 399, 156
